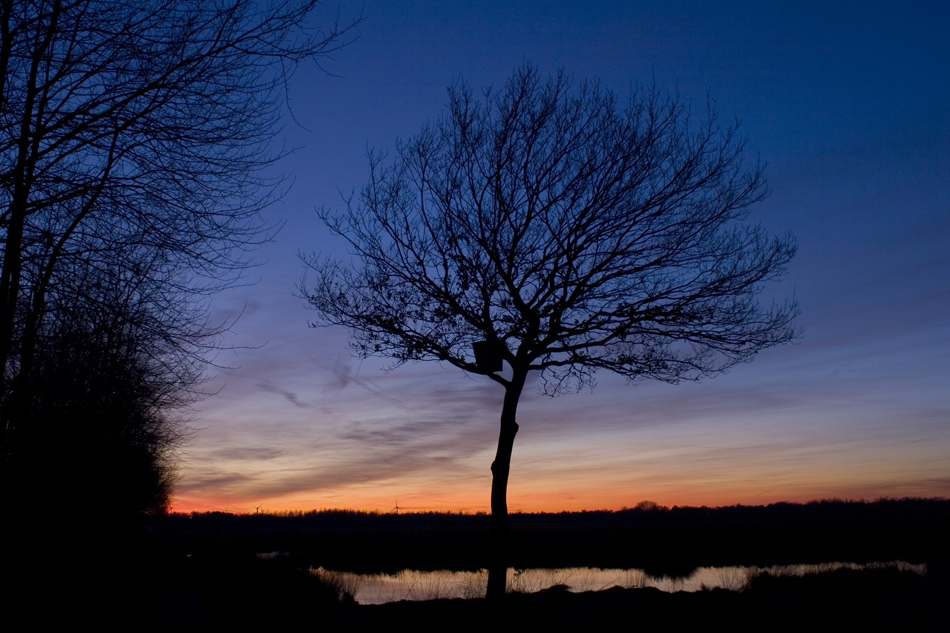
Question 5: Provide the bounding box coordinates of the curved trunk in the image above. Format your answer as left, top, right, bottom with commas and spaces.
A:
486, 369, 527, 601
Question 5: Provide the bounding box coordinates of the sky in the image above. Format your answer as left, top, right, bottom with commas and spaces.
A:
172, 0, 950, 514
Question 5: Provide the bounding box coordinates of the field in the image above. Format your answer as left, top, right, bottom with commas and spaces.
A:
12, 498, 950, 630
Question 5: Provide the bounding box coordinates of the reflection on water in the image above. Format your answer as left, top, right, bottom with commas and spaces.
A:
313, 561, 925, 605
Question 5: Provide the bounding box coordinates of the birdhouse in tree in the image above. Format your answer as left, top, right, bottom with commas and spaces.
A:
473, 339, 504, 373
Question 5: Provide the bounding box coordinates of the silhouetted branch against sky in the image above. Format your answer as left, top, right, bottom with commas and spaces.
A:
302, 65, 799, 394
0, 0, 358, 386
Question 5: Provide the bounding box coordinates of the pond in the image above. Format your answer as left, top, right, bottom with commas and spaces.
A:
312, 561, 925, 605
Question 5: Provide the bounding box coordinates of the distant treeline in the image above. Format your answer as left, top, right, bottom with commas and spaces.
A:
155, 498, 950, 577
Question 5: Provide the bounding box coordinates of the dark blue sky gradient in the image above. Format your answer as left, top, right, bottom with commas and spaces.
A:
175, 0, 949, 512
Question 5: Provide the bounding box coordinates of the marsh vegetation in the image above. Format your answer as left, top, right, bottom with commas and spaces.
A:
158, 498, 949, 576
139, 498, 950, 629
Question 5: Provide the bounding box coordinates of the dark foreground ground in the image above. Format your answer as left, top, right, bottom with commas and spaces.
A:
143, 558, 948, 632
324, 567, 949, 633
13, 547, 948, 632
67, 554, 949, 632
10, 499, 949, 631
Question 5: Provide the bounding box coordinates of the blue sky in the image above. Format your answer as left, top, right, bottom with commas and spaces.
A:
174, 0, 949, 512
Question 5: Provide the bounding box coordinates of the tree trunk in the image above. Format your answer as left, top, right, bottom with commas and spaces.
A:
486, 369, 527, 601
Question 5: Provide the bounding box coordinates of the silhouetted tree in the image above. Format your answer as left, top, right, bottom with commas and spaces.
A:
2, 4, 357, 622
3, 268, 192, 628
12, 253, 197, 510
0, 0, 357, 476
301, 65, 799, 600
14, 304, 181, 522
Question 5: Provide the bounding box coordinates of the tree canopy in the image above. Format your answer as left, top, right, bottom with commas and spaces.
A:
1, 0, 356, 468
303, 66, 798, 392
0, 0, 356, 390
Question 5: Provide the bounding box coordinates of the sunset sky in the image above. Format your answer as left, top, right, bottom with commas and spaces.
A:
172, 0, 949, 514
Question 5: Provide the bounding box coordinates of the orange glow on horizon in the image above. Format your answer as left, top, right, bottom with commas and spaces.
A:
170, 484, 936, 515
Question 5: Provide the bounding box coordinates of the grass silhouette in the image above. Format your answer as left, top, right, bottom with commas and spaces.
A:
12, 499, 945, 629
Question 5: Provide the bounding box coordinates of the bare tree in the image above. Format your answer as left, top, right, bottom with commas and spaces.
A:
0, 1, 356, 469
301, 65, 799, 600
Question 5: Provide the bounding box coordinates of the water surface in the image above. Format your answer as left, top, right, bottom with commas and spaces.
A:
313, 561, 924, 605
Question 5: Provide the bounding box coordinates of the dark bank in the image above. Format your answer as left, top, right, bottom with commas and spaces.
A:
11, 498, 946, 631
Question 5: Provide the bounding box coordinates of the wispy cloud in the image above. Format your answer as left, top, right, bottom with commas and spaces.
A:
210, 447, 286, 461
256, 381, 313, 410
